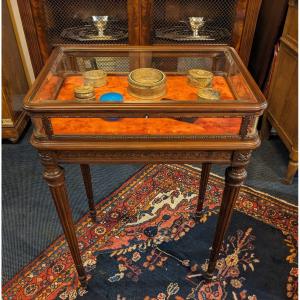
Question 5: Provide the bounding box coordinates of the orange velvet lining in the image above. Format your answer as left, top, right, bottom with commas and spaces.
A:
56, 75, 235, 102
34, 74, 235, 102
50, 117, 242, 136
35, 74, 243, 136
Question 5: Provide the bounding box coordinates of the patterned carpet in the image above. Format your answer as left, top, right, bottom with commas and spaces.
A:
3, 164, 297, 300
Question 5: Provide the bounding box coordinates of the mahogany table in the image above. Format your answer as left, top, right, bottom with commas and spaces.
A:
24, 45, 266, 287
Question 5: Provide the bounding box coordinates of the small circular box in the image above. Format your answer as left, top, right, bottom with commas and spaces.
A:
74, 85, 95, 102
197, 88, 220, 101
187, 69, 213, 88
128, 68, 166, 99
83, 70, 107, 87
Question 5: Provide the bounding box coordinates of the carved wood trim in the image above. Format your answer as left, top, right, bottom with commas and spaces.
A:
55, 150, 232, 164
232, 150, 252, 167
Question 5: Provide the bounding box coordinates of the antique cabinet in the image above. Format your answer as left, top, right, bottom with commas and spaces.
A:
23, 45, 266, 287
17, 0, 262, 76
2, 0, 30, 142
261, 0, 298, 184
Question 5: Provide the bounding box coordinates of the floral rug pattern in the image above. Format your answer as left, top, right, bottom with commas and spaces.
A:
2, 164, 298, 300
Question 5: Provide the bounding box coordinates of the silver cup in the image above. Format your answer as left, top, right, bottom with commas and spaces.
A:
92, 16, 109, 37
189, 17, 205, 37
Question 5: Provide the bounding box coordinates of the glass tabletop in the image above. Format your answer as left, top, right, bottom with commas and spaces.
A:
30, 47, 258, 105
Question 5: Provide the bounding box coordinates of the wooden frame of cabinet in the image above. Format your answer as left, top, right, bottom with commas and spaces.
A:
2, 0, 30, 142
261, 0, 298, 184
17, 0, 261, 76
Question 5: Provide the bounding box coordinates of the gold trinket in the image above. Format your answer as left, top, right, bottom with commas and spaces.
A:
83, 70, 107, 87
187, 69, 213, 88
128, 68, 167, 99
74, 85, 96, 102
197, 88, 220, 101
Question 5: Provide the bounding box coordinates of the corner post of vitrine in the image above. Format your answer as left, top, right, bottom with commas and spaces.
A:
39, 151, 87, 287
205, 150, 251, 279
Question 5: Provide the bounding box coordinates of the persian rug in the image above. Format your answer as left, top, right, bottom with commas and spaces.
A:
3, 164, 298, 300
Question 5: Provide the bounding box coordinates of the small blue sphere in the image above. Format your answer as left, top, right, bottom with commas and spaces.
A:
99, 92, 123, 103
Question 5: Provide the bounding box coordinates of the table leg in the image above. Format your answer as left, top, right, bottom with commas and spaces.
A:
80, 164, 96, 221
196, 163, 212, 215
206, 165, 247, 279
40, 152, 87, 287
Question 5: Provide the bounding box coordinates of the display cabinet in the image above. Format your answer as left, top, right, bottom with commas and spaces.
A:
24, 46, 265, 142
17, 0, 261, 76
23, 45, 266, 287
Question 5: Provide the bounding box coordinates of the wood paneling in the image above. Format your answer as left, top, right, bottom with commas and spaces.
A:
248, 0, 288, 88
2, 0, 29, 142
261, 1, 298, 184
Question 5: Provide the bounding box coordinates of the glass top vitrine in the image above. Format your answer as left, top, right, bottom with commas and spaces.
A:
24, 46, 266, 140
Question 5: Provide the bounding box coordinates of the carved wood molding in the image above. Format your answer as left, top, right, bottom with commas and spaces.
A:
240, 115, 256, 138
225, 165, 248, 186
232, 150, 252, 167
56, 150, 233, 164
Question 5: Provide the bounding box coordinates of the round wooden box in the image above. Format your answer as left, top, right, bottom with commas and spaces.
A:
83, 70, 107, 87
187, 69, 213, 88
128, 68, 166, 99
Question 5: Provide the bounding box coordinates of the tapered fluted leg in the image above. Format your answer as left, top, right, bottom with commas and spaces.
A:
206, 166, 247, 279
40, 152, 87, 287
196, 163, 212, 215
80, 164, 96, 221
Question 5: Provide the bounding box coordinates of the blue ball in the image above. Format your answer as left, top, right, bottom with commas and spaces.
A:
99, 92, 123, 103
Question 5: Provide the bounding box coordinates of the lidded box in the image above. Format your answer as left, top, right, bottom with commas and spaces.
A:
187, 69, 213, 88
128, 68, 166, 99
83, 70, 107, 87
74, 85, 95, 102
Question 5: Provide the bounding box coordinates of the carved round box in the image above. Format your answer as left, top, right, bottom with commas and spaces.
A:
83, 70, 107, 87
187, 69, 213, 88
128, 68, 166, 99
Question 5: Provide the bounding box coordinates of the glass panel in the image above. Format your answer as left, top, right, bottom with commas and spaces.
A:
50, 117, 242, 136
31, 49, 257, 104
